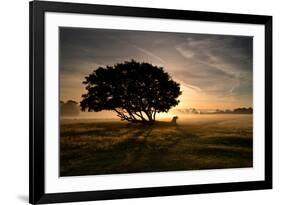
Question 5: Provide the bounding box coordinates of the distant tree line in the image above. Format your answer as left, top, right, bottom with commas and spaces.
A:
214, 107, 253, 114
176, 108, 200, 114
60, 100, 80, 117
175, 107, 253, 114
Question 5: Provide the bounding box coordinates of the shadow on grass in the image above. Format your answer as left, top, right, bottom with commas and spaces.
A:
60, 119, 253, 176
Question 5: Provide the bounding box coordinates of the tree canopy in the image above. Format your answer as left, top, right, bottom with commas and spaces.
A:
80, 60, 181, 123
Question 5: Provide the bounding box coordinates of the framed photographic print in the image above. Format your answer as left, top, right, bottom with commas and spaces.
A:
29, 0, 272, 204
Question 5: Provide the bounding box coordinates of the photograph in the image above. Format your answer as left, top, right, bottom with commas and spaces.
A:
59, 27, 254, 177
28, 1, 272, 203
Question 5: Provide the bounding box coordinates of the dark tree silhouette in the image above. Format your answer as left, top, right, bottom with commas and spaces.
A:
60, 100, 80, 117
80, 60, 181, 124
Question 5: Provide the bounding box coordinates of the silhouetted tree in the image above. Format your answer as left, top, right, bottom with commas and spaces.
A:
80, 60, 181, 123
61, 100, 80, 116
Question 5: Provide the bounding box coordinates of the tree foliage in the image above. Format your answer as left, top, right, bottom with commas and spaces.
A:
80, 60, 181, 123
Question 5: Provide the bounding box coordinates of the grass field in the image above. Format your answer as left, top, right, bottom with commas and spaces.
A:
60, 114, 253, 176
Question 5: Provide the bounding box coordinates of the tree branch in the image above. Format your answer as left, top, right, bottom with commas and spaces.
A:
134, 111, 148, 121
114, 108, 133, 121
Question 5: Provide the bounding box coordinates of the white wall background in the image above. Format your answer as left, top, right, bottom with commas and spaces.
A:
0, 0, 279, 204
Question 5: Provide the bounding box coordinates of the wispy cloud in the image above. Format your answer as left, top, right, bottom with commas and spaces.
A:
175, 79, 202, 93
134, 46, 166, 64
59, 27, 253, 109
174, 35, 252, 97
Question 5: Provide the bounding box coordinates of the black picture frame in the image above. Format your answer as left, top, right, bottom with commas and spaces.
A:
29, 1, 272, 204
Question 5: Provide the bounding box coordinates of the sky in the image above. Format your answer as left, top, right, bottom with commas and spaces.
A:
59, 27, 253, 111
